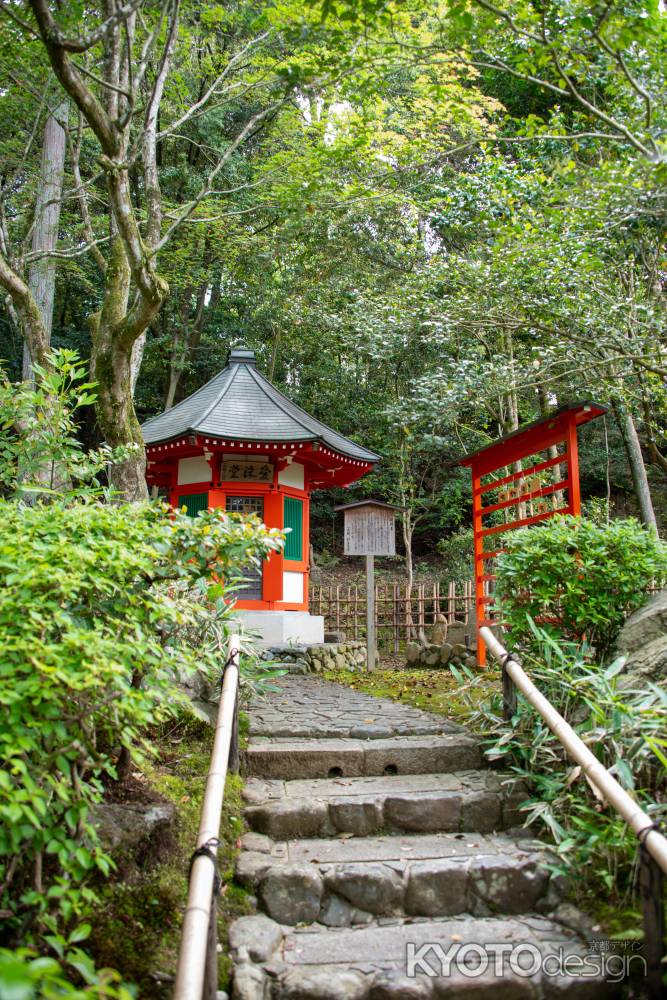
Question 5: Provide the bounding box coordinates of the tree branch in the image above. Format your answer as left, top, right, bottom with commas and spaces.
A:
28, 0, 119, 156
153, 100, 286, 254
0, 251, 49, 368
143, 0, 180, 247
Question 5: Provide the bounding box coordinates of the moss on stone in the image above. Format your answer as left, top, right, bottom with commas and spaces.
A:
87, 710, 252, 998
322, 666, 500, 725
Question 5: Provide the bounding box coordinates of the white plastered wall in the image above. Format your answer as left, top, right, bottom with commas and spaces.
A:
177, 455, 212, 485
278, 462, 305, 489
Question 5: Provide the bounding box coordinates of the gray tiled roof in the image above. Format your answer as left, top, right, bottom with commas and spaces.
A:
140, 348, 379, 463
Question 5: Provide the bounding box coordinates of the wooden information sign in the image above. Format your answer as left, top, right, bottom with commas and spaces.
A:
336, 500, 403, 670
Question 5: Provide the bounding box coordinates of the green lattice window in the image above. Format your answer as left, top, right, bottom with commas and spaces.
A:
177, 492, 208, 517
283, 497, 303, 561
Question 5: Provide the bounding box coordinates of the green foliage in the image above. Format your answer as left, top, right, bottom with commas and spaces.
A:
87, 719, 251, 998
0, 355, 283, 995
0, 948, 134, 999
467, 624, 667, 915
495, 516, 667, 659
436, 527, 474, 580
0, 498, 280, 943
0, 351, 131, 499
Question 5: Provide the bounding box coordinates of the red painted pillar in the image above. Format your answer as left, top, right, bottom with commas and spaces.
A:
472, 467, 486, 667
564, 416, 582, 515
263, 490, 284, 604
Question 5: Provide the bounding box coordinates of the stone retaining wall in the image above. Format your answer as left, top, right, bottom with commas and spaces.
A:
405, 640, 478, 671
260, 641, 366, 674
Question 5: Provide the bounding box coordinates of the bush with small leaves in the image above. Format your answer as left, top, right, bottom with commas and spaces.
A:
0, 499, 281, 948
495, 515, 667, 660
0, 352, 284, 993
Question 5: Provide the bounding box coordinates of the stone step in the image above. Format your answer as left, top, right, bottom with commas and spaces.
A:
244, 734, 483, 780
243, 771, 527, 840
228, 913, 618, 999
235, 831, 564, 925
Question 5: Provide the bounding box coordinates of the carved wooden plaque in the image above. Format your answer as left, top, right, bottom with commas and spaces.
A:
221, 459, 273, 483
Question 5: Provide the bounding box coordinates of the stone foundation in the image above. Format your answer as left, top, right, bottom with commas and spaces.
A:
233, 609, 324, 646
260, 641, 366, 674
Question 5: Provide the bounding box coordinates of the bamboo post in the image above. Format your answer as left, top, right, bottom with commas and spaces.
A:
448, 581, 455, 624
393, 582, 399, 652
483, 624, 667, 993
203, 900, 218, 1000
354, 585, 359, 639
335, 585, 340, 632
405, 583, 411, 641
366, 554, 375, 670
639, 847, 666, 999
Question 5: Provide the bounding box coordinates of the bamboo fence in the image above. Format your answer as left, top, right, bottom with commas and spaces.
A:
309, 580, 475, 650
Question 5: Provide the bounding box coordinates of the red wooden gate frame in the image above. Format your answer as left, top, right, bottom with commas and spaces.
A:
458, 402, 607, 666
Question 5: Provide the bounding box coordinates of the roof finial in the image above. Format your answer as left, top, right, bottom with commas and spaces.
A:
228, 345, 257, 366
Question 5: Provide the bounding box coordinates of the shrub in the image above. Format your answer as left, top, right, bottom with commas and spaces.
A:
0, 350, 283, 995
0, 499, 281, 946
0, 350, 128, 500
0, 947, 134, 999
495, 515, 667, 659
466, 623, 667, 913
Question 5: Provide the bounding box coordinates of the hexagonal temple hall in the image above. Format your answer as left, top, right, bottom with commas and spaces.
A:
140, 346, 379, 644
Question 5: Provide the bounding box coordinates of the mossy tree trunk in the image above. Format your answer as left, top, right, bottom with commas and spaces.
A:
90, 237, 154, 501
22, 0, 176, 500
1, 0, 281, 502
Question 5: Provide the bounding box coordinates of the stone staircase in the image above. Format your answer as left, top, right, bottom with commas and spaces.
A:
228, 676, 618, 999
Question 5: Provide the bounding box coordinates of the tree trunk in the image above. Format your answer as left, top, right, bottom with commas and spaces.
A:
502, 327, 526, 519
269, 324, 281, 380
90, 236, 148, 501
538, 386, 563, 508
22, 101, 69, 382
615, 403, 658, 534
130, 332, 146, 397
402, 506, 417, 640
164, 276, 210, 410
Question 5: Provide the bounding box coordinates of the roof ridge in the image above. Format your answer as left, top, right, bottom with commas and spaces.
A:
247, 365, 378, 459
140, 367, 230, 430
192, 363, 236, 431
245, 365, 316, 441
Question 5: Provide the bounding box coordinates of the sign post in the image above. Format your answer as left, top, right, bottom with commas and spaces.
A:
366, 552, 375, 670
335, 500, 403, 671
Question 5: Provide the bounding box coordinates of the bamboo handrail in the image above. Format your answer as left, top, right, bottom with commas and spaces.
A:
173, 635, 241, 1000
480, 626, 667, 875
481, 625, 667, 997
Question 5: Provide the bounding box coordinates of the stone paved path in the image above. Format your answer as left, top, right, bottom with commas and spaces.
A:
248, 676, 463, 740
227, 675, 616, 999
